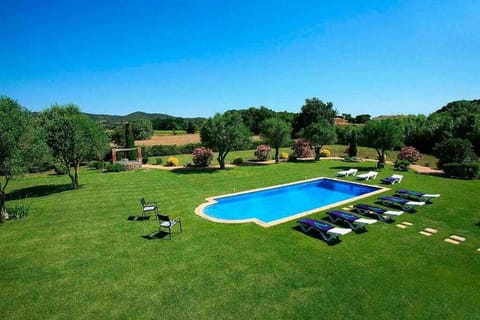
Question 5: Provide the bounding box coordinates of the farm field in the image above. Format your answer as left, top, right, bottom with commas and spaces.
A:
1, 159, 479, 319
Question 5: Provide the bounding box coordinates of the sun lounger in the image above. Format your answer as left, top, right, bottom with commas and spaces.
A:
337, 168, 358, 177
353, 203, 403, 222
378, 196, 425, 212
298, 218, 352, 243
394, 189, 440, 203
326, 210, 377, 232
357, 171, 378, 180
381, 174, 403, 184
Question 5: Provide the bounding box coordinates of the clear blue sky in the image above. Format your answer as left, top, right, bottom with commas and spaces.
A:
2, 0, 479, 117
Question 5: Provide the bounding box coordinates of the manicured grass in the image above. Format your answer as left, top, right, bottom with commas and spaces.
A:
1, 160, 479, 319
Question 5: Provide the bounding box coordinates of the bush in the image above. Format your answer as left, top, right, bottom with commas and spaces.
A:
192, 147, 214, 167
166, 157, 179, 166
254, 144, 271, 161
141, 157, 149, 164
443, 162, 479, 179
150, 145, 177, 156
105, 163, 125, 172
280, 152, 289, 160
433, 138, 477, 169
291, 139, 313, 158
288, 154, 298, 162
232, 157, 244, 165
397, 146, 421, 163
54, 163, 68, 175
319, 149, 331, 157
89, 161, 105, 170
394, 159, 410, 171
7, 204, 30, 220
155, 158, 163, 165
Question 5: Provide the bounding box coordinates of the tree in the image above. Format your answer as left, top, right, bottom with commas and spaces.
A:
41, 104, 109, 189
301, 120, 337, 160
353, 114, 371, 124
0, 96, 49, 220
360, 119, 403, 167
292, 98, 337, 136
125, 122, 137, 159
347, 128, 358, 157
131, 119, 153, 140
200, 112, 251, 169
260, 118, 292, 163
185, 120, 196, 134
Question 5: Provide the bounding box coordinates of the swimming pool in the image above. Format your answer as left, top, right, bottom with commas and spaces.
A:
195, 178, 387, 227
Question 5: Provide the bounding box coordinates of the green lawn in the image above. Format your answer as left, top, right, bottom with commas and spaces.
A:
1, 159, 479, 319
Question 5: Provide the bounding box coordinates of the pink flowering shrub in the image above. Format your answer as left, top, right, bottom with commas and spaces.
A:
192, 147, 214, 167
291, 139, 313, 158
397, 146, 421, 163
254, 144, 271, 161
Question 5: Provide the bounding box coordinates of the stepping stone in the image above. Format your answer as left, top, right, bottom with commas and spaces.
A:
424, 227, 438, 233
342, 207, 352, 211
444, 238, 461, 245
477, 248, 480, 252
450, 235, 466, 242
402, 221, 413, 226
419, 231, 432, 236
396, 224, 407, 229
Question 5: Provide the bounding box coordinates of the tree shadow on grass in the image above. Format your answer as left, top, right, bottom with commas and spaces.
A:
291, 225, 342, 246
330, 165, 377, 172
6, 184, 73, 201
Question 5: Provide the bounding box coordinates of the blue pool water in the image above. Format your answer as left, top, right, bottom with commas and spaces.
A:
202, 178, 381, 224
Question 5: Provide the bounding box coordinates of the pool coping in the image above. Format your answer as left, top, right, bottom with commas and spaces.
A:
194, 177, 390, 228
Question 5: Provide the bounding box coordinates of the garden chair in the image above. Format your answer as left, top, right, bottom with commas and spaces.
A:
140, 198, 158, 217
297, 218, 351, 244
156, 214, 182, 239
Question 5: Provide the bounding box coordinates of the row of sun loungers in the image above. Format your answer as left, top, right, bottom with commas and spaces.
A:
298, 189, 440, 244
336, 168, 402, 184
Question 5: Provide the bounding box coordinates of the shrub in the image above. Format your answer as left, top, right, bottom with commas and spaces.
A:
291, 139, 313, 158
166, 157, 179, 166
8, 204, 30, 219
319, 149, 331, 157
192, 147, 214, 167
141, 157, 149, 164
155, 158, 163, 165
394, 159, 410, 171
433, 138, 477, 169
254, 144, 271, 161
105, 163, 125, 172
397, 146, 421, 163
280, 152, 289, 160
443, 162, 479, 179
288, 154, 297, 162
232, 157, 244, 165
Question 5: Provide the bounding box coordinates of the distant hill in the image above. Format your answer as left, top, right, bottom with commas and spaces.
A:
83, 111, 205, 124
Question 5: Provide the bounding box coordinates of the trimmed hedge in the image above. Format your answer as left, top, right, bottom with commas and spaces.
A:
443, 162, 479, 179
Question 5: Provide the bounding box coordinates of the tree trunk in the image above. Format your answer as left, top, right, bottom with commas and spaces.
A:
274, 147, 279, 164
73, 163, 80, 189
314, 146, 321, 161
0, 179, 9, 221
217, 153, 226, 170
376, 149, 385, 168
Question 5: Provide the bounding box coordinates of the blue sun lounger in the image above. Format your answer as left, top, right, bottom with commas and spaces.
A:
353, 203, 403, 222
378, 196, 425, 212
298, 218, 351, 243
326, 210, 377, 232
395, 189, 440, 203
381, 174, 403, 185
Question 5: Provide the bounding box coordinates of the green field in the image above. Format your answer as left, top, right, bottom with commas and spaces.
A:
1, 158, 479, 319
